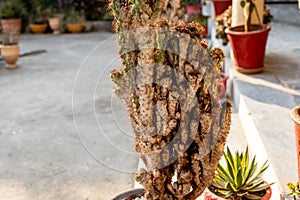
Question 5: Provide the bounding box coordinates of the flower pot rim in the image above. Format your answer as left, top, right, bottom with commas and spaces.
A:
291, 105, 300, 124
0, 18, 21, 21
110, 188, 145, 200
29, 23, 47, 26
67, 22, 84, 25
205, 184, 272, 200
0, 43, 19, 47
226, 24, 271, 36
49, 17, 60, 20
213, 0, 232, 2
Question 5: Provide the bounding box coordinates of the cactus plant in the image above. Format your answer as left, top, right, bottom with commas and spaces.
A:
208, 147, 271, 199
109, 0, 231, 199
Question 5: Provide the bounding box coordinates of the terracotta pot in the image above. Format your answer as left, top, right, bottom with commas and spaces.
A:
0, 18, 22, 34
49, 17, 61, 35
67, 23, 85, 33
202, 25, 208, 38
204, 185, 272, 200
226, 24, 271, 74
186, 5, 201, 15
291, 105, 300, 184
110, 188, 145, 200
213, 0, 232, 16
218, 72, 228, 98
0, 44, 20, 69
29, 24, 48, 34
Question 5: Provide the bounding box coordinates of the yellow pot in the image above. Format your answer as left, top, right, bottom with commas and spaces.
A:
67, 23, 84, 33
29, 24, 48, 34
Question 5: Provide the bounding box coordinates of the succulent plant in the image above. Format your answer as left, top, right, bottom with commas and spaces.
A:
209, 147, 271, 199
287, 182, 300, 200
109, 0, 231, 199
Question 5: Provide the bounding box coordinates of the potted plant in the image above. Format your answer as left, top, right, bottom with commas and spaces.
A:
225, 0, 271, 74
0, 0, 26, 35
215, 6, 273, 46
291, 105, 300, 186
48, 12, 63, 35
187, 13, 209, 38
218, 72, 228, 98
286, 182, 300, 200
65, 9, 85, 33
109, 0, 232, 199
213, 0, 232, 16
204, 147, 272, 200
0, 33, 20, 69
29, 1, 49, 34
48, 5, 64, 35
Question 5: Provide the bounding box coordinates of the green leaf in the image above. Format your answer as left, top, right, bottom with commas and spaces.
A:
245, 193, 263, 200
243, 179, 265, 191
217, 163, 234, 183
236, 168, 243, 189
243, 155, 256, 183
224, 148, 235, 179
246, 160, 269, 185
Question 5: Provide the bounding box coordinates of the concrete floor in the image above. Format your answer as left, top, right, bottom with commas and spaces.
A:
0, 33, 138, 200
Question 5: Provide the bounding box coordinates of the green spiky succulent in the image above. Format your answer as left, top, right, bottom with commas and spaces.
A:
210, 147, 271, 199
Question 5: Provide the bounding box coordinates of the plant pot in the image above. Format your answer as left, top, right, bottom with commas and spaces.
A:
49, 17, 61, 35
204, 185, 272, 200
291, 105, 300, 184
186, 5, 201, 15
110, 188, 145, 200
67, 23, 85, 33
201, 25, 208, 38
226, 24, 271, 74
0, 44, 20, 69
0, 18, 22, 34
29, 24, 48, 34
217, 72, 228, 98
213, 0, 232, 16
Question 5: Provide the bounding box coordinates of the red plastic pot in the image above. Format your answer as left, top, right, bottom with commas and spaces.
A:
202, 25, 208, 38
213, 0, 232, 16
186, 5, 201, 15
204, 185, 272, 200
226, 24, 271, 74
217, 72, 228, 98
291, 105, 300, 184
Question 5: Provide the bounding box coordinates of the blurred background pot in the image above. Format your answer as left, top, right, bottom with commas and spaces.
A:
49, 17, 61, 34
0, 44, 20, 69
291, 105, 300, 184
29, 24, 48, 34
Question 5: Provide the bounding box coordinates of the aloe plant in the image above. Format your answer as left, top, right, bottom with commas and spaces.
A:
210, 147, 271, 199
